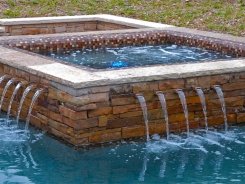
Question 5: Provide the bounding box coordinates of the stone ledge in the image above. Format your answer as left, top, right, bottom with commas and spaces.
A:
0, 15, 98, 25
0, 14, 174, 29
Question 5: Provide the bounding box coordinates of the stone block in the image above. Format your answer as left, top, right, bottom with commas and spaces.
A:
210, 74, 230, 85
98, 116, 108, 127
76, 138, 89, 146
224, 90, 245, 98
185, 78, 198, 88
59, 105, 87, 120
222, 82, 245, 91
109, 84, 132, 94
88, 93, 109, 103
113, 104, 140, 114
197, 76, 211, 88
208, 116, 225, 126
63, 117, 98, 130
22, 28, 41, 35
48, 119, 73, 135
48, 89, 90, 105
30, 115, 46, 128
149, 121, 165, 135
88, 107, 112, 118
55, 26, 66, 33
84, 22, 97, 30
132, 82, 159, 93
90, 86, 110, 93
119, 111, 142, 118
49, 111, 63, 122
122, 125, 145, 139
107, 116, 143, 128
168, 112, 194, 123
159, 79, 184, 90
49, 127, 75, 145
64, 103, 97, 111
237, 113, 245, 123
207, 96, 244, 110
111, 95, 136, 106
89, 128, 121, 143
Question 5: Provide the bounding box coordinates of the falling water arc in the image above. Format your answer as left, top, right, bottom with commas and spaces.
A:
156, 91, 170, 139
176, 89, 190, 136
195, 87, 208, 132
136, 94, 150, 142
213, 85, 228, 132
6, 82, 23, 123
0, 78, 15, 112
25, 89, 44, 130
16, 85, 34, 125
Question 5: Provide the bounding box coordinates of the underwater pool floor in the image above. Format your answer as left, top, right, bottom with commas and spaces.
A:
1, 113, 245, 183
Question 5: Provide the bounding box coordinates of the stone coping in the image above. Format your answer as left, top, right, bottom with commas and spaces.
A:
0, 14, 173, 29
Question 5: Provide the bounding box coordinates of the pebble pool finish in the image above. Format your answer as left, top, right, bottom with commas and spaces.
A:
1, 113, 245, 184
42, 44, 234, 69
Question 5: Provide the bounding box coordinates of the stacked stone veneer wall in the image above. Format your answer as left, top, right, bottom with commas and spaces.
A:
0, 63, 244, 146
1, 21, 134, 36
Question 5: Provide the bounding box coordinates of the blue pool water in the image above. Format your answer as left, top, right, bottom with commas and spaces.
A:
1, 114, 245, 183
43, 44, 233, 69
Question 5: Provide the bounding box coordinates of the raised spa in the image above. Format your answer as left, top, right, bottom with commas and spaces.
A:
42, 44, 233, 69
0, 14, 244, 148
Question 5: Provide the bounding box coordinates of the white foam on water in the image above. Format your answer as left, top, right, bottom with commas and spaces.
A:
151, 134, 161, 141
159, 48, 180, 55
183, 138, 208, 154
215, 151, 221, 155
189, 133, 224, 147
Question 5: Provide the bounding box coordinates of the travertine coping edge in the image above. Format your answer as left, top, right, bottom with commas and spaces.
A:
0, 14, 174, 29
0, 45, 244, 96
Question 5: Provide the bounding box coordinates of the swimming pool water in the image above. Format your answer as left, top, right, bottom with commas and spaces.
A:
43, 44, 233, 69
1, 113, 245, 184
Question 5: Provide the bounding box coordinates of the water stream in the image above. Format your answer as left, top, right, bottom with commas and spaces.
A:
16, 85, 34, 125
213, 85, 228, 131
6, 82, 23, 123
136, 94, 150, 142
176, 89, 190, 136
156, 91, 169, 139
195, 87, 208, 131
0, 75, 6, 84
0, 78, 15, 112
25, 89, 43, 130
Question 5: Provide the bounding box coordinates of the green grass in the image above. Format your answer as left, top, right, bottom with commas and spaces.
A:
0, 0, 244, 36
